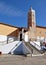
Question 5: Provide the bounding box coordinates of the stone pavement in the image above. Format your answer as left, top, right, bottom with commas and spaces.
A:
0, 54, 46, 65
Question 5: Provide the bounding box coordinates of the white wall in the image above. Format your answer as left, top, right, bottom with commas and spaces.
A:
0, 35, 7, 44
0, 35, 7, 41
0, 41, 31, 55
24, 34, 29, 42
37, 36, 44, 42
0, 35, 16, 44
0, 41, 20, 54
45, 38, 46, 42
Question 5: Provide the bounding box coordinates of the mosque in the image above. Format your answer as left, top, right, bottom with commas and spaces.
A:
0, 7, 46, 55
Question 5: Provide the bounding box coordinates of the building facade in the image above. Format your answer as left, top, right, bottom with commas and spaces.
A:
0, 7, 46, 43
0, 23, 20, 44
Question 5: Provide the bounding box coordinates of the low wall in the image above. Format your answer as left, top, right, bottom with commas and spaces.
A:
30, 41, 41, 50
0, 41, 20, 54
0, 35, 18, 44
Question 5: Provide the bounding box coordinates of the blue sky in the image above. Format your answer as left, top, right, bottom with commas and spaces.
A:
0, 0, 46, 27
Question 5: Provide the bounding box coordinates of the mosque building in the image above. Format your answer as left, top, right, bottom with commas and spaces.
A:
0, 7, 46, 54
0, 7, 46, 44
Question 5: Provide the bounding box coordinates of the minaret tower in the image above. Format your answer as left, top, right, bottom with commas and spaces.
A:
28, 7, 36, 41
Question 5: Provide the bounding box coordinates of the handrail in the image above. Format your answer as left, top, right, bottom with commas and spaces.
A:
32, 41, 41, 48
30, 41, 44, 53
0, 40, 7, 43
10, 41, 20, 54
0, 39, 15, 44
23, 40, 44, 53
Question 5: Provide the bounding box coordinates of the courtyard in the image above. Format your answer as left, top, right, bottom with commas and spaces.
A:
0, 54, 46, 65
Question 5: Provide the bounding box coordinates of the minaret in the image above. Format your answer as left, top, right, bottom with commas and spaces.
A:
28, 7, 36, 28
28, 7, 36, 41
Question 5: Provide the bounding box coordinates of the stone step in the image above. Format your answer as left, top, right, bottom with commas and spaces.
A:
24, 41, 43, 55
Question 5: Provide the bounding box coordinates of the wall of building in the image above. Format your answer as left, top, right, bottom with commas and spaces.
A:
0, 23, 18, 36
0, 41, 20, 54
8, 28, 20, 38
36, 27, 46, 37
0, 23, 20, 41
0, 35, 17, 44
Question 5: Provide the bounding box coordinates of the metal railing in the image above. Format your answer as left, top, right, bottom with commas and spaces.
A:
9, 41, 20, 54
0, 39, 15, 45
32, 41, 41, 48
30, 41, 44, 53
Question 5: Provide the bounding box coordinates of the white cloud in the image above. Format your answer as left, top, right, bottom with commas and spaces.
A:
0, 2, 25, 17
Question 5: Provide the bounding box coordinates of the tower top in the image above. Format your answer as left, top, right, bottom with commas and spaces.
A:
29, 7, 35, 13
29, 7, 32, 12
28, 7, 36, 28
30, 7, 32, 10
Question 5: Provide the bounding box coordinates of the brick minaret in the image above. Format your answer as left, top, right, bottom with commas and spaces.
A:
28, 7, 36, 41
28, 7, 36, 28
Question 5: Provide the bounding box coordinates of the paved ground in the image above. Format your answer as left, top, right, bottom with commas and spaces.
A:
0, 54, 46, 65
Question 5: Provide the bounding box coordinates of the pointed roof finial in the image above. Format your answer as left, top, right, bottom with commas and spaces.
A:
28, 7, 33, 13
29, 7, 32, 11
31, 7, 32, 10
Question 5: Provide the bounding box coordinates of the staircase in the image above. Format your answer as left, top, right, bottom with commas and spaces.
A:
23, 41, 33, 56
24, 41, 44, 56
30, 41, 44, 54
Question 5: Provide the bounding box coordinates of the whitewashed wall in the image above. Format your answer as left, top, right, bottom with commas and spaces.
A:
0, 41, 20, 54
24, 34, 29, 42
0, 41, 30, 54
0, 35, 7, 44
0, 35, 7, 41
0, 35, 17, 44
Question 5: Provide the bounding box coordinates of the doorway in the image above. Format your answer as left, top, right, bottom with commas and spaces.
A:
20, 32, 22, 41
